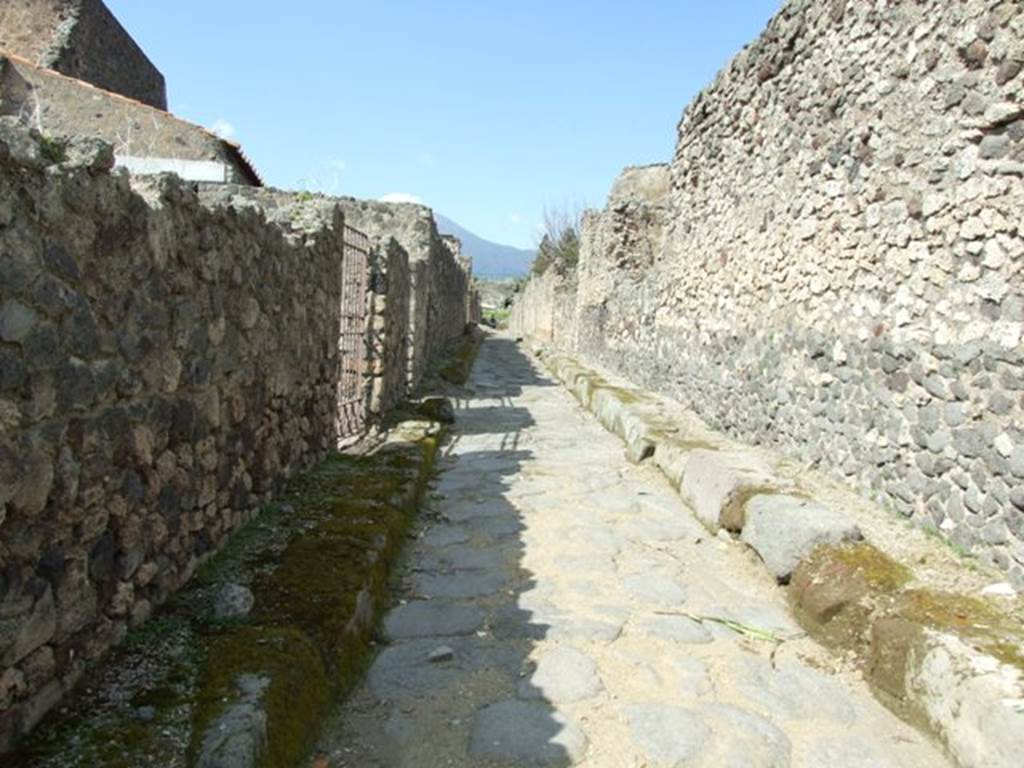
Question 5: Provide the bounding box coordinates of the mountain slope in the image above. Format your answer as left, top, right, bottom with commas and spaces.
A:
435, 214, 534, 278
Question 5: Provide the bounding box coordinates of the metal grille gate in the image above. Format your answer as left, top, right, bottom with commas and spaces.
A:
337, 225, 370, 438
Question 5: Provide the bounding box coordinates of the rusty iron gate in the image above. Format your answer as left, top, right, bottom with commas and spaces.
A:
337, 225, 371, 438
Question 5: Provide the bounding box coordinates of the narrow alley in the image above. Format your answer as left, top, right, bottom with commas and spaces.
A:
320, 336, 950, 767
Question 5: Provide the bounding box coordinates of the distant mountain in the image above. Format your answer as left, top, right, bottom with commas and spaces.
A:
435, 214, 534, 278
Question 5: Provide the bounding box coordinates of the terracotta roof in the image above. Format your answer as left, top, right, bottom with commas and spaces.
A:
0, 51, 264, 186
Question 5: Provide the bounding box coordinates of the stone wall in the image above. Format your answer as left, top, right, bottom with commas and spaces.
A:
509, 268, 577, 349
367, 237, 411, 417
515, 0, 1024, 583
337, 199, 474, 389
0, 124, 354, 749
0, 114, 483, 747
0, 0, 167, 109
0, 55, 259, 184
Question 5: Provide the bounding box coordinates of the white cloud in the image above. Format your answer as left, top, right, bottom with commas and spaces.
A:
330, 159, 346, 172
379, 192, 423, 205
508, 213, 523, 225
209, 119, 236, 139
416, 152, 436, 166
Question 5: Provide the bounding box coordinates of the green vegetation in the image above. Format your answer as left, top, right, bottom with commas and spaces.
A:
482, 307, 510, 327
438, 328, 483, 385
37, 135, 67, 164
531, 204, 582, 277
895, 589, 1024, 671
189, 432, 441, 768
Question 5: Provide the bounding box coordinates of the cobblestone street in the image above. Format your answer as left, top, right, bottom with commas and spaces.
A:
321, 336, 951, 767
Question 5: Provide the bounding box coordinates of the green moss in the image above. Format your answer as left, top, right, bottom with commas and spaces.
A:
38, 135, 67, 164
193, 503, 284, 586
790, 543, 912, 657
190, 626, 330, 768
189, 431, 443, 768
415, 397, 454, 423
438, 330, 482, 385
827, 544, 913, 593
589, 381, 644, 404
896, 589, 1024, 673
988, 642, 1024, 670
122, 614, 188, 651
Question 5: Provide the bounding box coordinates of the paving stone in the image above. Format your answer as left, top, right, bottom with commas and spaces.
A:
427, 645, 454, 663
413, 570, 509, 598
419, 525, 470, 547
635, 613, 713, 644
623, 704, 709, 766
470, 515, 524, 538
733, 657, 857, 724
382, 601, 485, 640
702, 703, 792, 767
367, 638, 517, 701
469, 700, 588, 766
491, 604, 550, 640
438, 544, 509, 571
803, 737, 898, 768
442, 499, 512, 523
621, 573, 687, 605
547, 615, 625, 643
518, 646, 604, 703
617, 516, 703, 542
673, 657, 713, 697
741, 494, 863, 580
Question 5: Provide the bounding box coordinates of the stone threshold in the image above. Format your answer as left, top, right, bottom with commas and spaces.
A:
530, 344, 1024, 768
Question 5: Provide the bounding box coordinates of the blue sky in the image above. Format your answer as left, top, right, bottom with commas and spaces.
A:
107, 1, 781, 249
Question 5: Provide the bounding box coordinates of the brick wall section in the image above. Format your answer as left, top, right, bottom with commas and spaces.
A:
0, 125, 347, 749
513, 0, 1024, 585
0, 0, 167, 109
0, 56, 256, 184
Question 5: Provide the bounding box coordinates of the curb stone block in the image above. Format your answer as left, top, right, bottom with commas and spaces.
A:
910, 632, 1024, 768
681, 449, 776, 532
789, 543, 910, 651
653, 440, 690, 488
740, 494, 862, 581
618, 406, 658, 464
867, 588, 1024, 767
590, 386, 626, 435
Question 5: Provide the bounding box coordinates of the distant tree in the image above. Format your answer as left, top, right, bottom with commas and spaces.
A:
531, 204, 583, 277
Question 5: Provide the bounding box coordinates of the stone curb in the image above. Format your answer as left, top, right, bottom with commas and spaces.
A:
536, 347, 860, 582
532, 346, 1024, 768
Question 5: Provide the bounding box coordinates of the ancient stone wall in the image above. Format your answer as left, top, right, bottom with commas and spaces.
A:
337, 199, 473, 390
509, 268, 577, 349
0, 0, 167, 109
367, 237, 411, 418
0, 124, 353, 748
516, 0, 1024, 583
